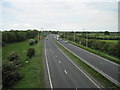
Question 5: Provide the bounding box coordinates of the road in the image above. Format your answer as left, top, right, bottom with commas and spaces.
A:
57, 37, 120, 86
44, 35, 100, 88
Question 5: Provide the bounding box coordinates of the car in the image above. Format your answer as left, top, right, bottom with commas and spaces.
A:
46, 38, 48, 40
56, 37, 59, 41
65, 41, 68, 43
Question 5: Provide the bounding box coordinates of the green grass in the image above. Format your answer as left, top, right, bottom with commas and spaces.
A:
54, 39, 118, 88
2, 39, 45, 88
99, 40, 119, 43
0, 33, 1, 89
63, 39, 120, 64
2, 40, 29, 64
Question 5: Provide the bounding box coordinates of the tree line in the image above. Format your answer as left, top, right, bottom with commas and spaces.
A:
60, 33, 120, 59
2, 30, 38, 46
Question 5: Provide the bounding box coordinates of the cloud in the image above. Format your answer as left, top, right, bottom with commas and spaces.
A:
1, 0, 118, 31
3, 0, 120, 2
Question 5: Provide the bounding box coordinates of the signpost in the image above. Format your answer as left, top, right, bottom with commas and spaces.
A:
38, 31, 44, 47
40, 32, 44, 40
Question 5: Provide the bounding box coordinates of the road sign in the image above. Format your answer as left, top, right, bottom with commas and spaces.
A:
40, 32, 44, 40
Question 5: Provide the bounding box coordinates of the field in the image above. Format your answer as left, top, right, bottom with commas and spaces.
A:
2, 38, 45, 88
76, 32, 120, 40
99, 40, 118, 43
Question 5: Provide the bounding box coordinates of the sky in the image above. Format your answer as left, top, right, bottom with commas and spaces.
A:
0, 0, 119, 32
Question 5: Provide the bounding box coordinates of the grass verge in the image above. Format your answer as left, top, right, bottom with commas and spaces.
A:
64, 39, 119, 64
2, 39, 45, 88
54, 39, 118, 88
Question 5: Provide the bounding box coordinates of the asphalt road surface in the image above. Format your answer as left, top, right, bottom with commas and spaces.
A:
57, 36, 120, 86
44, 35, 100, 88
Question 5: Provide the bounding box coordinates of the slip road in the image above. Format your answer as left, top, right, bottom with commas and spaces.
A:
44, 35, 100, 88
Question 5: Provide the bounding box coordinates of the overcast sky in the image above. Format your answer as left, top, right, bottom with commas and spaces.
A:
0, 0, 119, 32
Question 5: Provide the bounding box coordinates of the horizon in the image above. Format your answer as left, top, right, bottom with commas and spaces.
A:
1, 29, 119, 32
0, 0, 119, 32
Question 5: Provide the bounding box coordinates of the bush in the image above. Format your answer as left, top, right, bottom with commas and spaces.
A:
2, 63, 22, 89
29, 39, 35, 45
13, 60, 22, 68
27, 48, 35, 58
8, 52, 20, 61
35, 40, 38, 44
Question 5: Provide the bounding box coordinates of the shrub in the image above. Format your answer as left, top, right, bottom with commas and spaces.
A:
8, 52, 19, 61
13, 60, 22, 68
2, 63, 22, 89
35, 40, 38, 44
29, 39, 35, 45
26, 48, 35, 58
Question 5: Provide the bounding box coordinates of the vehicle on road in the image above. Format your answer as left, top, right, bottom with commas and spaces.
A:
65, 41, 68, 44
56, 37, 59, 41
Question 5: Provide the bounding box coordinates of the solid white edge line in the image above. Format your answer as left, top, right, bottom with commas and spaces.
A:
58, 41, 120, 86
68, 41, 119, 66
53, 40, 100, 88
44, 40, 53, 88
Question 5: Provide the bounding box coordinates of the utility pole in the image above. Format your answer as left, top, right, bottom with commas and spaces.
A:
64, 32, 65, 40
38, 30, 39, 47
83, 29, 87, 47
86, 30, 88, 47
74, 31, 75, 42
67, 31, 69, 40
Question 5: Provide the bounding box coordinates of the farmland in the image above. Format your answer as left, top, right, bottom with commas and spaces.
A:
99, 40, 118, 43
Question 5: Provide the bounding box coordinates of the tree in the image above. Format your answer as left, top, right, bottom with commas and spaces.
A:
104, 31, 110, 36
8, 52, 19, 61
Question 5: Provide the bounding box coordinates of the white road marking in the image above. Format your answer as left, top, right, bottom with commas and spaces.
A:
57, 41, 120, 87
69, 42, 119, 66
44, 40, 53, 88
53, 41, 100, 88
59, 61, 61, 64
64, 70, 68, 74
56, 55, 57, 57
